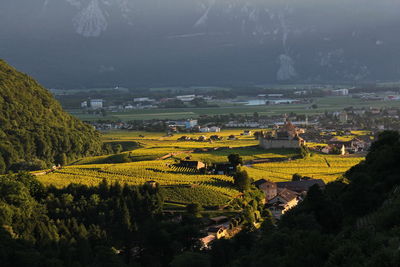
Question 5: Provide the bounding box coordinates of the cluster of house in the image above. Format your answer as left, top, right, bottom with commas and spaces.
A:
254, 178, 326, 218
314, 136, 372, 155
166, 119, 222, 133
352, 91, 400, 102
177, 135, 225, 142
198, 177, 326, 249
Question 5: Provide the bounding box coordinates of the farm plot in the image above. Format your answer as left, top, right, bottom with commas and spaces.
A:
185, 147, 298, 164
38, 160, 239, 206
75, 130, 260, 165
244, 154, 363, 183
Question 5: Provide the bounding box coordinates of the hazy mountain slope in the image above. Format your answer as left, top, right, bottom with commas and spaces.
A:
1, 0, 400, 87
0, 60, 102, 173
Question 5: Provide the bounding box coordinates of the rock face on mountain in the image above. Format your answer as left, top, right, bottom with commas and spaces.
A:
0, 60, 102, 173
1, 0, 399, 87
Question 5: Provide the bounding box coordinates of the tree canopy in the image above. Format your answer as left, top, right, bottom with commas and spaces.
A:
0, 60, 102, 173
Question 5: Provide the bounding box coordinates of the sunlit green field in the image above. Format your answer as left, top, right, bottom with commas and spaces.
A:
243, 154, 364, 183
37, 129, 364, 206
73, 129, 262, 165
38, 160, 238, 206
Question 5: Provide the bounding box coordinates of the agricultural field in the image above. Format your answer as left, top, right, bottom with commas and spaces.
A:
38, 160, 238, 206
37, 129, 365, 207
243, 154, 364, 183
73, 129, 262, 165
178, 147, 298, 164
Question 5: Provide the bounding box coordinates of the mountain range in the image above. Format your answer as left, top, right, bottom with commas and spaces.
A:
1, 0, 400, 88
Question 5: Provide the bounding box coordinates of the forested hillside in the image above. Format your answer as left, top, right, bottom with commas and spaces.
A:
205, 131, 400, 266
0, 174, 178, 267
0, 60, 102, 173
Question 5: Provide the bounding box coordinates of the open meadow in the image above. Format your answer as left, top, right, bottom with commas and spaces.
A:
37, 130, 365, 207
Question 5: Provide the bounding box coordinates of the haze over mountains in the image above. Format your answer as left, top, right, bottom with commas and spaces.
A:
1, 0, 399, 88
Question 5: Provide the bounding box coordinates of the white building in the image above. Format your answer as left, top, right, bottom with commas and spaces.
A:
90, 99, 104, 109
176, 95, 196, 102
134, 97, 153, 102
332, 89, 349, 96
267, 99, 300, 105
124, 105, 134, 109
209, 126, 221, 132
294, 90, 308, 96
200, 127, 210, 133
81, 101, 88, 108
185, 120, 198, 129
267, 94, 284, 98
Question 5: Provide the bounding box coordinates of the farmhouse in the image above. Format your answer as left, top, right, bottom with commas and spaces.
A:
321, 144, 346, 155
259, 120, 306, 149
276, 179, 326, 193
207, 226, 228, 239
253, 179, 277, 201
268, 188, 300, 219
213, 163, 235, 175
350, 137, 371, 152
243, 130, 252, 136
199, 235, 216, 250
178, 160, 206, 170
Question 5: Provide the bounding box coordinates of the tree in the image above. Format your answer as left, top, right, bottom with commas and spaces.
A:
233, 169, 251, 192
292, 173, 303, 181
228, 153, 243, 168
186, 203, 203, 217
0, 155, 6, 174
190, 98, 208, 107
55, 153, 67, 166
253, 131, 263, 140
171, 252, 210, 267
243, 206, 256, 225
300, 145, 310, 159
112, 144, 123, 154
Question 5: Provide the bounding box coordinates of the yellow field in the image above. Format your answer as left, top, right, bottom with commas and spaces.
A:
37, 130, 365, 206
38, 160, 239, 206
243, 154, 364, 183
74, 129, 261, 165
